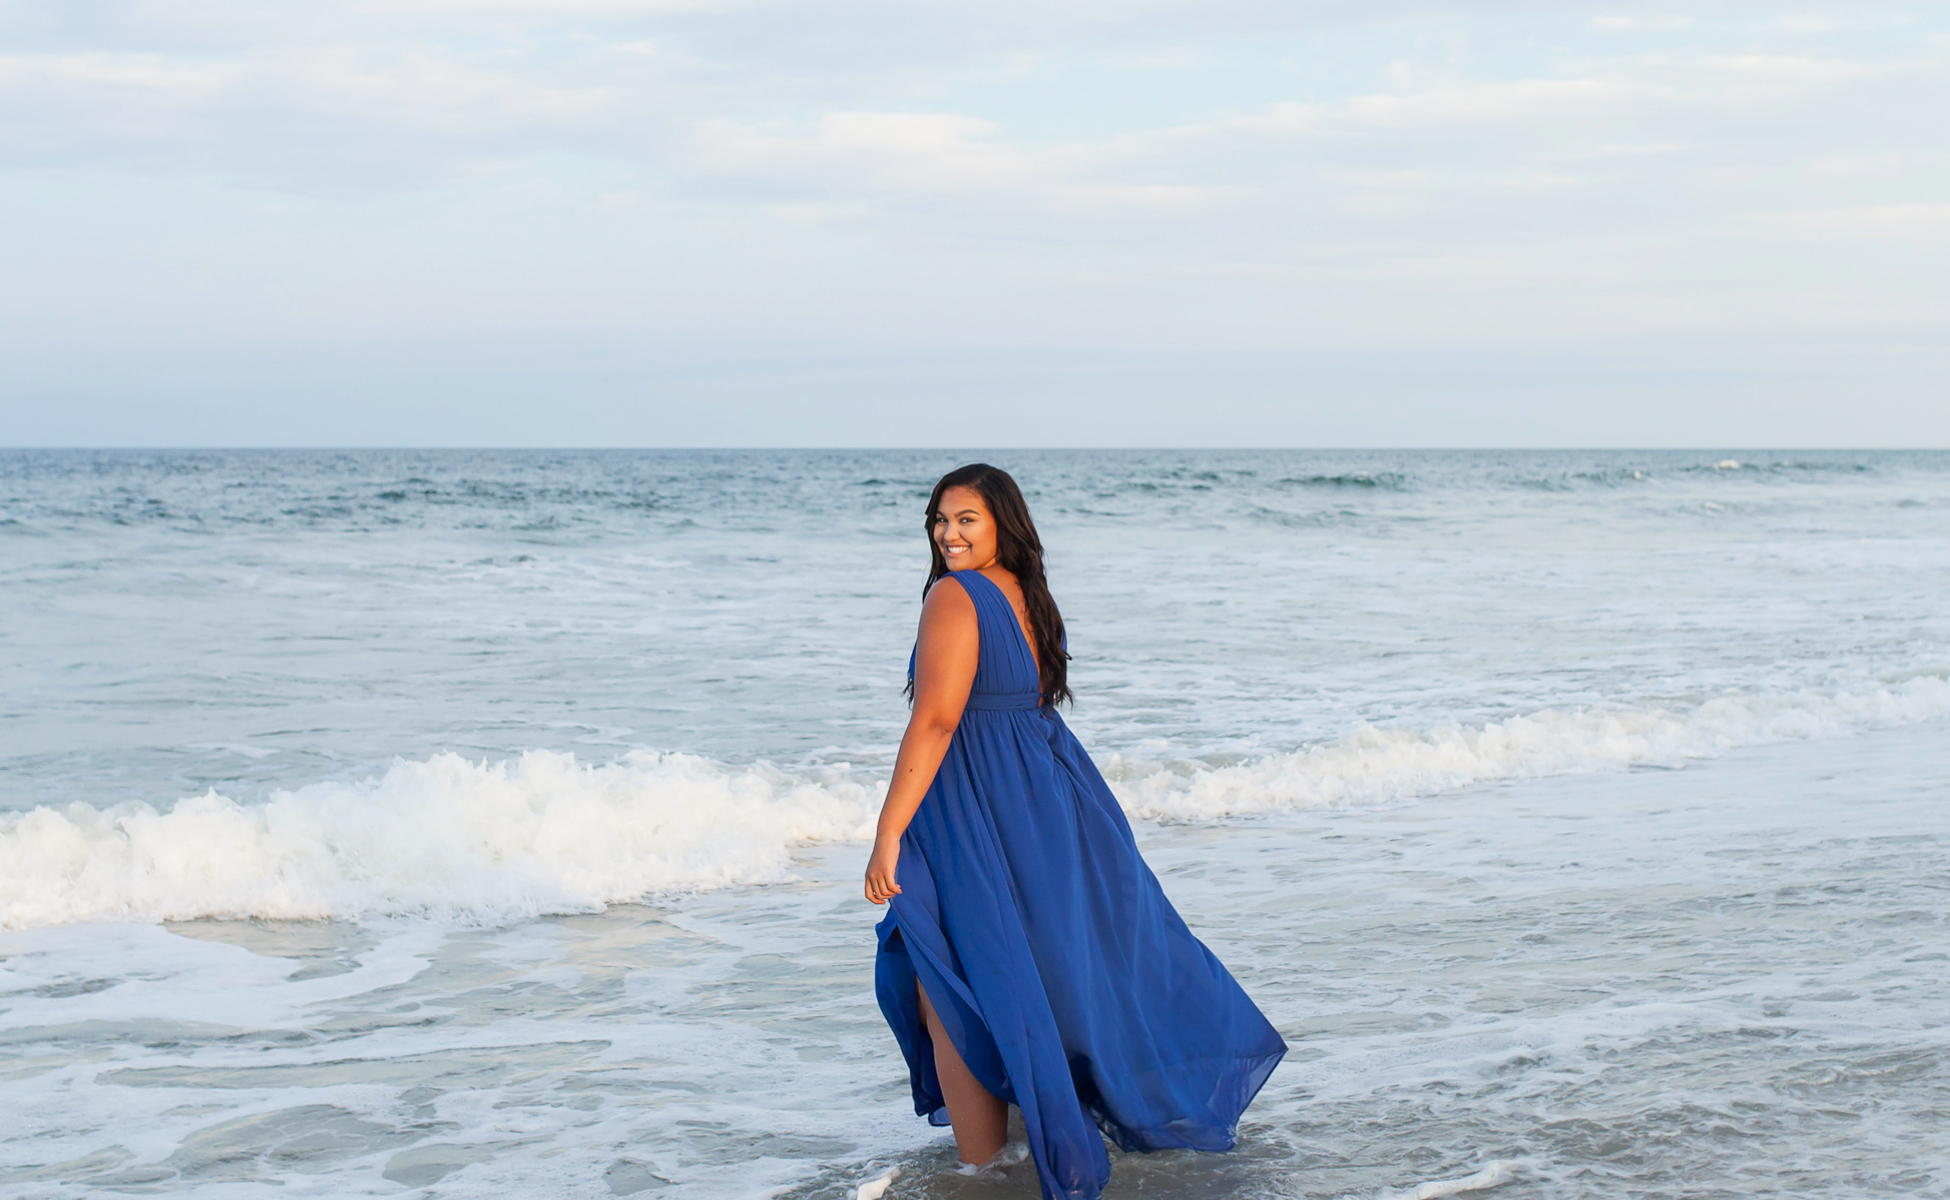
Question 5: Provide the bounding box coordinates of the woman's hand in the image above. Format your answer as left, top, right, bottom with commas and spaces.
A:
864, 838, 902, 905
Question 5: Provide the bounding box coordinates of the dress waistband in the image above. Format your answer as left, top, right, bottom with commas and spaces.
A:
963, 691, 1044, 711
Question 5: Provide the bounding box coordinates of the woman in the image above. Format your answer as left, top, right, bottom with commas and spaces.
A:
865, 463, 1286, 1200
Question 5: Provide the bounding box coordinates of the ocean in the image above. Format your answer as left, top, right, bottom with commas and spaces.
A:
1, 448, 1946, 1199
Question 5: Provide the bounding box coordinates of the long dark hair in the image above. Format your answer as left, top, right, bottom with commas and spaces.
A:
917, 463, 1071, 707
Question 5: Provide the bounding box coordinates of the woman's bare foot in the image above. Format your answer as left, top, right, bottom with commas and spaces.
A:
955, 1141, 1029, 1176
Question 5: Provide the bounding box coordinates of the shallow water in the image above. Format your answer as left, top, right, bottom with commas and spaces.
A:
4, 726, 1944, 1199
1, 449, 1947, 1197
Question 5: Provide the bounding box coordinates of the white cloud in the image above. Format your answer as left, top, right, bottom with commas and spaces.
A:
0, 52, 238, 94
0, 47, 624, 122
1757, 202, 1950, 238
692, 112, 1228, 210
1767, 12, 1917, 34
1588, 15, 1695, 33
1546, 140, 1691, 160
1099, 46, 1204, 71
0, 44, 632, 184
358, 0, 734, 12
1337, 76, 1641, 127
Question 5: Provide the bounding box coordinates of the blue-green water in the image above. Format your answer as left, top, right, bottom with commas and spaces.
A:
1, 449, 1946, 1198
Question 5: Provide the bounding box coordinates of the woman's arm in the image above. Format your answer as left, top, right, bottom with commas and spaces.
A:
864, 578, 979, 904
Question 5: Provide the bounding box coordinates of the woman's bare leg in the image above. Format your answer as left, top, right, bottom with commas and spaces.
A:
916, 982, 1008, 1165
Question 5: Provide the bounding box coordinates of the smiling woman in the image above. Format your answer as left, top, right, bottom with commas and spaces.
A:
863, 463, 1286, 1200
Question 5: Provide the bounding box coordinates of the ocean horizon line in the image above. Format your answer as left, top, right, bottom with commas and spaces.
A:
5, 444, 1946, 454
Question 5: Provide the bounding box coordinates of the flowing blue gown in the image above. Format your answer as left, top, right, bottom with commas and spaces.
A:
874, 570, 1286, 1200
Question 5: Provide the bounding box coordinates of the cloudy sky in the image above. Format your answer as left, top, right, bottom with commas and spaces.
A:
2, 1, 1946, 446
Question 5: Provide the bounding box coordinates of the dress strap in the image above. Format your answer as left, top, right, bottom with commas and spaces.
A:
930, 569, 989, 600
935, 568, 1010, 620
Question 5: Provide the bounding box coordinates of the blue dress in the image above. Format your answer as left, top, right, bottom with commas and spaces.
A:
875, 570, 1286, 1200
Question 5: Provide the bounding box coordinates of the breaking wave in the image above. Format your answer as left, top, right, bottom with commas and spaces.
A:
3, 677, 1945, 930
1109, 675, 1950, 821
0, 753, 880, 931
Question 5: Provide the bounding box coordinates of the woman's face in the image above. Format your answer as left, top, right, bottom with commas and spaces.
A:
933, 486, 1000, 572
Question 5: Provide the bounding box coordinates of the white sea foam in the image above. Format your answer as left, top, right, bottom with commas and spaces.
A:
1108, 675, 1950, 821
0, 751, 879, 931
1365, 1161, 1520, 1200
3, 678, 1946, 931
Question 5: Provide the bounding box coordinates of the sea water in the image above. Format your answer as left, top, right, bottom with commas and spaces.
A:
1, 449, 1946, 1198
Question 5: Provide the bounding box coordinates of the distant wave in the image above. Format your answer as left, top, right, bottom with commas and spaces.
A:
1276, 473, 1408, 490
3, 676, 1946, 931
1108, 675, 1950, 820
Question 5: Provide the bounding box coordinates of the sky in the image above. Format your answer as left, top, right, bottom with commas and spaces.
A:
1, 1, 1946, 447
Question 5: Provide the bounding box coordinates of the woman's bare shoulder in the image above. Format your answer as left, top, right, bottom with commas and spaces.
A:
921, 573, 977, 619
917, 574, 979, 660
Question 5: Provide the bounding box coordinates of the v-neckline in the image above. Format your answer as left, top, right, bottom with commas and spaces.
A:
959, 569, 1039, 673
